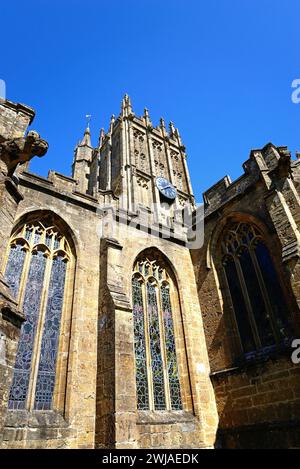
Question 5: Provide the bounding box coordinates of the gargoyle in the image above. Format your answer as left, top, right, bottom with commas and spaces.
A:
276, 148, 293, 179
0, 130, 48, 178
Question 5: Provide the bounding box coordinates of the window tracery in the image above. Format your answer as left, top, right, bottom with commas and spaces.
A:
3, 220, 72, 411
132, 256, 182, 411
221, 222, 289, 357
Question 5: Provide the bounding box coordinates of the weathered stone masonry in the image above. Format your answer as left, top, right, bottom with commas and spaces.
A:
0, 95, 299, 449
192, 143, 300, 448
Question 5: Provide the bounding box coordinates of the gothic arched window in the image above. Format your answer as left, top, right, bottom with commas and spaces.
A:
132, 256, 182, 411
3, 220, 73, 411
221, 222, 289, 357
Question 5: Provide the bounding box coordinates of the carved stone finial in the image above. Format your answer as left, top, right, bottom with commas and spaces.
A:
121, 94, 133, 117
98, 128, 105, 148
0, 130, 48, 178
109, 114, 115, 134
160, 117, 166, 130
169, 121, 176, 137
143, 108, 152, 129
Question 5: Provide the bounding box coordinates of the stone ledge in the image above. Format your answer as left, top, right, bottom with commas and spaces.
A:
210, 344, 293, 381
19, 172, 100, 212
5, 410, 69, 428
137, 410, 196, 425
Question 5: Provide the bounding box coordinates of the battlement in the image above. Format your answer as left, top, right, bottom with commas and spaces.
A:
203, 142, 300, 217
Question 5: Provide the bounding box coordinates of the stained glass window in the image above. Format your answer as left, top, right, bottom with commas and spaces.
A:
161, 284, 182, 410
223, 256, 256, 353
8, 251, 47, 409
34, 255, 67, 410
147, 282, 166, 410
5, 243, 26, 298
221, 222, 290, 356
132, 277, 149, 410
4, 220, 72, 411
132, 256, 182, 412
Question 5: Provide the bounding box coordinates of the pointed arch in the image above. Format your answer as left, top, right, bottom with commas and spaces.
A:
2, 210, 76, 412
212, 215, 291, 359
131, 247, 183, 411
10, 209, 77, 257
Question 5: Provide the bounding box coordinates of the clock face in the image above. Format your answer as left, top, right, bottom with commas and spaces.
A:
156, 177, 177, 200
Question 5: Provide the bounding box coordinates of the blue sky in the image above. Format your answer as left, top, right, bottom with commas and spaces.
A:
1, 0, 300, 202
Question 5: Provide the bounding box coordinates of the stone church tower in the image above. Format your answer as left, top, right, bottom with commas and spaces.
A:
0, 95, 299, 449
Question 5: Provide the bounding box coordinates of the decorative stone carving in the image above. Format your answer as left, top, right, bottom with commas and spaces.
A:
0, 130, 48, 178
137, 175, 149, 189
133, 128, 149, 173
152, 140, 167, 178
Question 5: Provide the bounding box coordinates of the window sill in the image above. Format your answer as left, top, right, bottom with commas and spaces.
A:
137, 410, 195, 425
5, 409, 69, 428
240, 340, 292, 364
210, 341, 293, 380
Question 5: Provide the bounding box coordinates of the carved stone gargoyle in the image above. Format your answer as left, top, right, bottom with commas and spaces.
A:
0, 130, 48, 178
276, 148, 293, 180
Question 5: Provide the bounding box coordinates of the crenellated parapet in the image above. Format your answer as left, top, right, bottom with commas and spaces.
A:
71, 95, 194, 211
203, 142, 300, 218
96, 94, 195, 211
201, 140, 300, 317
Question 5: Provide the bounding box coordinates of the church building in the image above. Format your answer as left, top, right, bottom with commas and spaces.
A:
0, 96, 299, 449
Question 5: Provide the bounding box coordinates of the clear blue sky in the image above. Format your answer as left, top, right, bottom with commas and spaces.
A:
2, 0, 300, 202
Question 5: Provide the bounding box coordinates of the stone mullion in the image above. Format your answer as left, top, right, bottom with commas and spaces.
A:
233, 255, 262, 350
16, 237, 33, 309
142, 278, 154, 411
169, 281, 186, 408
249, 244, 281, 344
26, 251, 53, 411
52, 255, 73, 411
222, 265, 245, 355
156, 281, 171, 411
